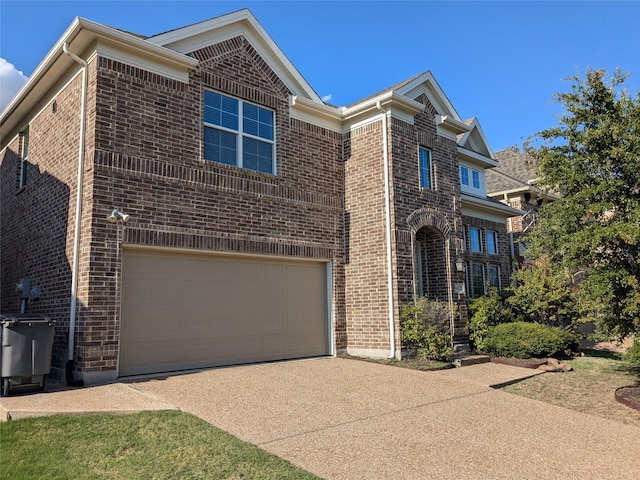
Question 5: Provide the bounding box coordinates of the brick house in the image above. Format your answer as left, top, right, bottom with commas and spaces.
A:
0, 9, 520, 384
486, 149, 559, 262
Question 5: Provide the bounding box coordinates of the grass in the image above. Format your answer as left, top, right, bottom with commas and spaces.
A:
0, 410, 321, 480
500, 352, 640, 426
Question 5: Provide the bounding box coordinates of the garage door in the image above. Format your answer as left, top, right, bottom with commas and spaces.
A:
119, 249, 330, 376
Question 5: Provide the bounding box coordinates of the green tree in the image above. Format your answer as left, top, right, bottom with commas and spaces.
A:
506, 258, 577, 327
524, 68, 640, 340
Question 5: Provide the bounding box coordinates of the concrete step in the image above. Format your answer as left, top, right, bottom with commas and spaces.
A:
453, 355, 491, 368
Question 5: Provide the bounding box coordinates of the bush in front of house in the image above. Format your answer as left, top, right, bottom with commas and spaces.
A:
468, 288, 515, 351
482, 321, 578, 359
624, 338, 640, 365
400, 297, 455, 361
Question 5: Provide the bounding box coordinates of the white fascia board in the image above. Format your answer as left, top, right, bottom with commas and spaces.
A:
1, 17, 198, 145
458, 146, 499, 168
457, 118, 495, 160
147, 9, 322, 103
396, 71, 462, 119
488, 186, 561, 201
95, 39, 192, 83
342, 91, 424, 130
436, 114, 471, 140
461, 193, 524, 221
289, 95, 343, 132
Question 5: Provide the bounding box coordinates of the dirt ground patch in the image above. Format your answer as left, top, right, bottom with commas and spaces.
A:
500, 355, 640, 426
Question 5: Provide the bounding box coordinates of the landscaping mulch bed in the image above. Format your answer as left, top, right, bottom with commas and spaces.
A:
489, 356, 548, 369
615, 385, 640, 411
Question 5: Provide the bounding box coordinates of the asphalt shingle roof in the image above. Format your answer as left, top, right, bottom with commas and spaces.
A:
486, 149, 538, 194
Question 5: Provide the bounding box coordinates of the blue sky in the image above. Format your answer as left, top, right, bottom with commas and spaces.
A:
1, 0, 639, 151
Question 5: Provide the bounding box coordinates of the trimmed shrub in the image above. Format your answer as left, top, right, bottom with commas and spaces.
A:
624, 338, 640, 365
482, 321, 578, 359
400, 297, 454, 360
468, 288, 515, 351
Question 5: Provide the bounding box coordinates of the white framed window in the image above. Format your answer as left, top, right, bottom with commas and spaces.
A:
19, 128, 29, 188
486, 230, 498, 254
469, 227, 482, 252
419, 148, 433, 189
469, 263, 485, 297
488, 264, 501, 290
203, 90, 275, 174
459, 164, 485, 196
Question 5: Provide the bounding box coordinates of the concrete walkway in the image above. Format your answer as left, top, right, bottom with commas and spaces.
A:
2, 358, 639, 479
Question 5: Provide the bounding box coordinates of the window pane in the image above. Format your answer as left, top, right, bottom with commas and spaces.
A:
420, 149, 431, 189
460, 166, 469, 186
243, 137, 273, 174
472, 170, 480, 188
204, 91, 238, 130
488, 265, 500, 290
204, 126, 237, 165
487, 231, 497, 254
243, 103, 273, 140
472, 263, 485, 297
470, 228, 482, 252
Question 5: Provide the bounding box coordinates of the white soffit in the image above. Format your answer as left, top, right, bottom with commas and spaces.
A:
147, 9, 322, 103
1, 16, 198, 143
457, 118, 496, 161
397, 71, 462, 120
462, 194, 524, 223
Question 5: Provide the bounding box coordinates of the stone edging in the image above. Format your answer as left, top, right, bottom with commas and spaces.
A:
614, 386, 640, 411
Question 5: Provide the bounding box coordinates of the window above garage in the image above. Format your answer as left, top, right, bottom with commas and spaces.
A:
203, 90, 275, 174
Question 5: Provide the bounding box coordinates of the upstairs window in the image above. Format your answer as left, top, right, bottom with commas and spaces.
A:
486, 230, 498, 254
469, 227, 482, 252
203, 90, 275, 174
419, 148, 433, 189
19, 128, 29, 188
460, 164, 485, 196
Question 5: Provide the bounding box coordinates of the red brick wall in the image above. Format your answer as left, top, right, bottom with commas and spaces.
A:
80, 36, 345, 377
462, 215, 513, 294
343, 120, 393, 354
0, 68, 93, 370
389, 99, 468, 345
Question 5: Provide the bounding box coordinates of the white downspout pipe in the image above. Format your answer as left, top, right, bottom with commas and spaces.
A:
64, 43, 87, 385
376, 101, 396, 359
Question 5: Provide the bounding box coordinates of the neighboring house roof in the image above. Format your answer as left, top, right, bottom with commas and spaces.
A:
487, 150, 560, 200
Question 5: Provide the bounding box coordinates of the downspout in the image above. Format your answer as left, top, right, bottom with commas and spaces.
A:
376, 101, 396, 359
63, 42, 86, 387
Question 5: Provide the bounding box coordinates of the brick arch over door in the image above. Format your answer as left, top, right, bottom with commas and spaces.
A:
406, 207, 452, 238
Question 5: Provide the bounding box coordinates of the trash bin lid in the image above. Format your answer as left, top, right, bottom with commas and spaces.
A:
0, 313, 54, 326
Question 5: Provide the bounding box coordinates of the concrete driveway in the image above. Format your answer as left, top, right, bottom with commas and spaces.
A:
125, 358, 639, 479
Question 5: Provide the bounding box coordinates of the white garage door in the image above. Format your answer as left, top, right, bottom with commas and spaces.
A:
119, 249, 330, 376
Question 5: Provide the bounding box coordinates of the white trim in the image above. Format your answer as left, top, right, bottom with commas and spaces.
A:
289, 95, 343, 132
96, 40, 191, 83
396, 71, 462, 119
458, 145, 499, 168
327, 261, 335, 356
147, 9, 321, 103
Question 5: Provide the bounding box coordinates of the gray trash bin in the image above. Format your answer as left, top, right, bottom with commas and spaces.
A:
0, 314, 55, 396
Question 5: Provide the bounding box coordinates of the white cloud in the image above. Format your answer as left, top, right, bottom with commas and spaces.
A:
322, 94, 333, 102
0, 58, 28, 112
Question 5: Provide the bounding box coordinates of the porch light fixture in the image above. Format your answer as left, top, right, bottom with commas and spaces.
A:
455, 256, 465, 272
107, 208, 130, 223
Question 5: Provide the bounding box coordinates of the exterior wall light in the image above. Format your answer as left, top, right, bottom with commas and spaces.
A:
107, 208, 130, 223
455, 256, 465, 272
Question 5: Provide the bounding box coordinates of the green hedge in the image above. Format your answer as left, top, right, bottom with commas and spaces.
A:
482, 321, 578, 359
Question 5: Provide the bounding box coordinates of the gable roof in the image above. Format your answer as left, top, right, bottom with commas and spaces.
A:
486, 149, 538, 193
146, 9, 322, 103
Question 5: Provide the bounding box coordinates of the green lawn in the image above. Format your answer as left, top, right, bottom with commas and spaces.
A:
0, 410, 321, 480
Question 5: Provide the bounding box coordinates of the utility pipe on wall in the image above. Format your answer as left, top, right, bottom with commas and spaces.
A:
63, 42, 87, 387
376, 101, 396, 359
